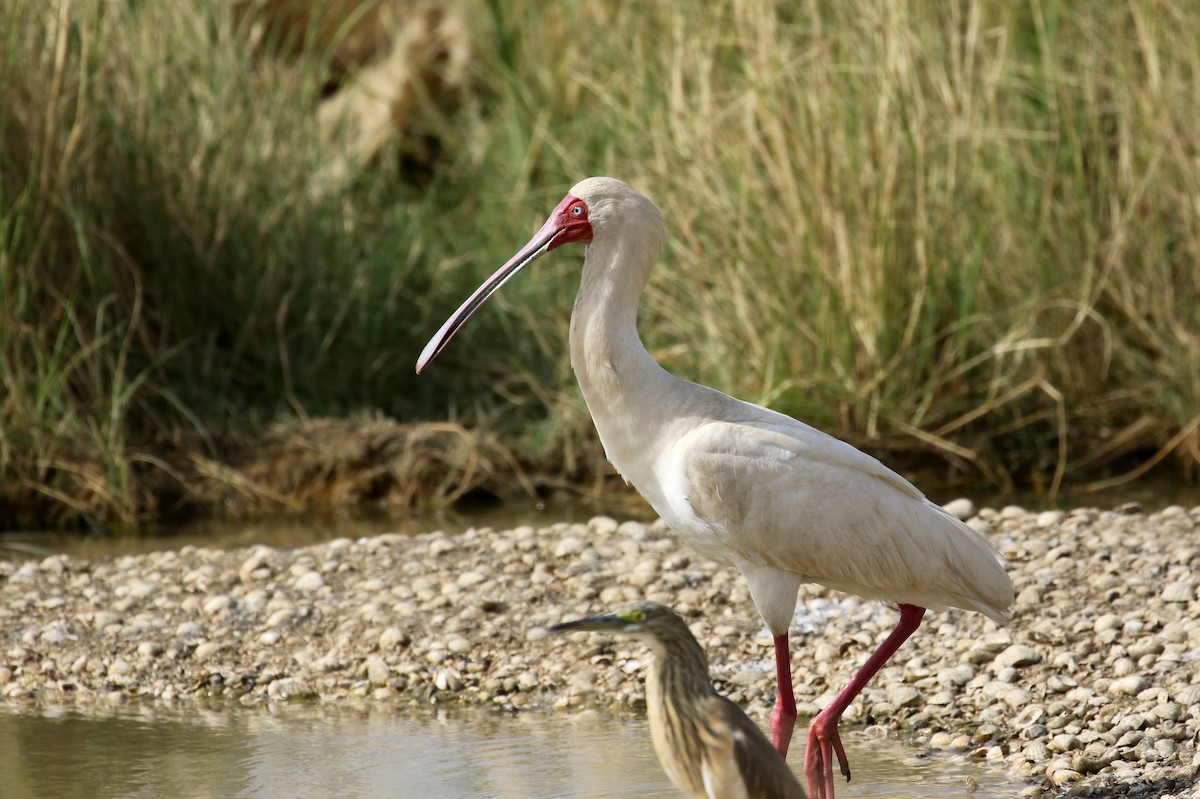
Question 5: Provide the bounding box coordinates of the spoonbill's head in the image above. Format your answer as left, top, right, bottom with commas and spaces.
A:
415, 177, 663, 373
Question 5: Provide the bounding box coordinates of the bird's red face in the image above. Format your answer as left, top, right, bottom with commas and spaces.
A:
415, 191, 594, 373
545, 194, 593, 249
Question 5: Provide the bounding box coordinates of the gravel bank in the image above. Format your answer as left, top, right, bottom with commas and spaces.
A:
2, 503, 1198, 797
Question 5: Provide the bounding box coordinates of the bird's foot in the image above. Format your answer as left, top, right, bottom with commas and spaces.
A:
804, 711, 850, 799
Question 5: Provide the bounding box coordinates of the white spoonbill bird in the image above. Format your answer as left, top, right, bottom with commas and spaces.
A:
416, 177, 1014, 799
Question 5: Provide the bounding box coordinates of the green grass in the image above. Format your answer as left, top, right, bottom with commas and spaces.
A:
2, 0, 1198, 528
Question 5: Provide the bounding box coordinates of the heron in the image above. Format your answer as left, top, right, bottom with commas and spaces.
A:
552, 601, 807, 799
417, 177, 1014, 798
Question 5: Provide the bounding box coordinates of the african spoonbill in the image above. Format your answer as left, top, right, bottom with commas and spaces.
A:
416, 177, 1014, 799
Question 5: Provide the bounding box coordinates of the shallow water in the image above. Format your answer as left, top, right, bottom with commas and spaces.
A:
3, 475, 1198, 564
0, 704, 1021, 799
0, 500, 609, 562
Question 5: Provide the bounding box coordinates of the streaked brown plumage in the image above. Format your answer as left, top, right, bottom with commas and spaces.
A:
553, 602, 807, 799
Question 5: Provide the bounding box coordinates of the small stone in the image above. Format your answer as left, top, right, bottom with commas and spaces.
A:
1012, 705, 1041, 729
435, 670, 464, 692
888, 685, 922, 707
1150, 702, 1182, 722
965, 517, 990, 533
39, 627, 66, 644
995, 644, 1042, 669
176, 621, 204, 639
553, 537, 585, 557
1115, 730, 1143, 748
939, 665, 976, 686
267, 677, 314, 699
126, 581, 157, 600
379, 627, 410, 648
1023, 724, 1048, 741
107, 659, 132, 678
1127, 639, 1163, 658
1036, 510, 1064, 527
929, 731, 955, 749
137, 641, 164, 659
588, 516, 619, 535
1160, 581, 1195, 603
1013, 585, 1042, 609
91, 611, 121, 630
456, 571, 486, 588
943, 498, 977, 520
293, 571, 325, 592
730, 668, 763, 687
1002, 689, 1032, 708
1050, 769, 1082, 785
365, 656, 390, 685
1174, 685, 1200, 705
202, 595, 233, 616
1093, 614, 1123, 633
240, 552, 274, 580
1109, 675, 1150, 696
194, 642, 222, 660
1023, 741, 1049, 761
1048, 733, 1081, 753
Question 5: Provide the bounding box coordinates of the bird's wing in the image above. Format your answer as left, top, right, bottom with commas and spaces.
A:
671, 411, 1012, 620
696, 695, 807, 799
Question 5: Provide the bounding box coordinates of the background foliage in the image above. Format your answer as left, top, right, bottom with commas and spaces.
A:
2, 0, 1198, 527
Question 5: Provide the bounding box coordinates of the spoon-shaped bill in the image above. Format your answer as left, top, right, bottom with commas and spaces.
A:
415, 229, 554, 373
415, 193, 590, 373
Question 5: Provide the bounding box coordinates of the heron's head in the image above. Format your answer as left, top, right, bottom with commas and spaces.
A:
550, 601, 688, 652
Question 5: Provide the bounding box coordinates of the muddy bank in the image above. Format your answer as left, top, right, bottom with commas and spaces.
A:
1, 504, 1198, 797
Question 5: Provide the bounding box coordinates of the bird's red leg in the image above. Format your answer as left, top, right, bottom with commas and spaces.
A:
805, 604, 926, 799
770, 633, 797, 756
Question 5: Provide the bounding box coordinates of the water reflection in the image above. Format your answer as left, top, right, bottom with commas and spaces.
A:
0, 704, 1020, 799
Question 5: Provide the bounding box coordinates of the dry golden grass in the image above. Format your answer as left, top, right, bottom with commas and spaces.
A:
1, 0, 1198, 527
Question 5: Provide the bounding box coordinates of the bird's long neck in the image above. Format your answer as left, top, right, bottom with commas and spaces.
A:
646, 634, 714, 706
644, 634, 716, 794
568, 231, 681, 490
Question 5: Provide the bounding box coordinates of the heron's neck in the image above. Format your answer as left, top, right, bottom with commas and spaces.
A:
644, 635, 717, 792
646, 637, 714, 705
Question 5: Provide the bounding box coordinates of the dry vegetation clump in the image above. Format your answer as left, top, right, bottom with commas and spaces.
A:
0, 416, 519, 529
228, 416, 521, 508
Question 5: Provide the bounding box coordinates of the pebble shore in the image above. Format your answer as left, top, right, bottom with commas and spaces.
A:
2, 502, 1198, 798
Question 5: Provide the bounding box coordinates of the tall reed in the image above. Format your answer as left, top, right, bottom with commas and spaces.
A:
1, 0, 1197, 527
